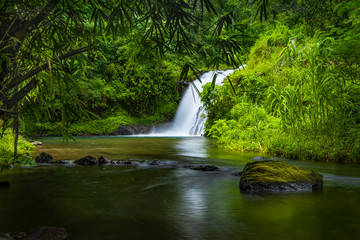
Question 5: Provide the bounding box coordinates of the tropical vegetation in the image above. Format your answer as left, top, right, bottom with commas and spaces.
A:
1, 0, 359, 165
202, 0, 360, 163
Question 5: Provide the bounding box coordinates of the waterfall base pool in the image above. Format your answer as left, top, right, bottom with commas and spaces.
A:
1, 136, 360, 239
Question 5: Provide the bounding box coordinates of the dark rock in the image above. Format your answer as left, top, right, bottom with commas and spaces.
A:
177, 81, 190, 97
98, 156, 110, 164
113, 125, 132, 135
184, 165, 219, 171
149, 160, 162, 165
113, 124, 151, 135
118, 161, 138, 166
4, 226, 69, 240
239, 160, 323, 192
151, 122, 172, 133
0, 182, 10, 187
74, 155, 98, 165
35, 152, 53, 163
252, 156, 270, 160
232, 171, 242, 177
53, 160, 68, 164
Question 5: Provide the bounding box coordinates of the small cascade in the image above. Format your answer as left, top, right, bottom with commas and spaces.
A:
150, 66, 244, 136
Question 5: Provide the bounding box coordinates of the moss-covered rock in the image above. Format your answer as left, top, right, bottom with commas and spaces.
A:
239, 160, 323, 192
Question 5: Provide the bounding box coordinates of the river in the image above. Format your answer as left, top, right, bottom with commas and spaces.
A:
0, 136, 359, 240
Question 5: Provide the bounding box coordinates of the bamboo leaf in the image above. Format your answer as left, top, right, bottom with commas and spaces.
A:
211, 72, 218, 90
227, 77, 237, 96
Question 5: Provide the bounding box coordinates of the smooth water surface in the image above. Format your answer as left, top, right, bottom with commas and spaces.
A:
1, 136, 360, 240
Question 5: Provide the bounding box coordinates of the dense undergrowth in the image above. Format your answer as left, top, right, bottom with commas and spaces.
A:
0, 128, 35, 167
20, 41, 183, 137
2, 0, 359, 165
203, 22, 360, 163
26, 108, 165, 136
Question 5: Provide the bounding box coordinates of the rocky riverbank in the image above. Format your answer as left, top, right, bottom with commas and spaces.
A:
33, 152, 324, 193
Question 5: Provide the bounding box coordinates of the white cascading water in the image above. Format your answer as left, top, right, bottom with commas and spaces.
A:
150, 67, 244, 136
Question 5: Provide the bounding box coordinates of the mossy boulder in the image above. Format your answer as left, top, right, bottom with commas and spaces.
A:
239, 160, 323, 192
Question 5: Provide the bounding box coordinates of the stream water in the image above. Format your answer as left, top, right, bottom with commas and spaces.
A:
1, 136, 360, 240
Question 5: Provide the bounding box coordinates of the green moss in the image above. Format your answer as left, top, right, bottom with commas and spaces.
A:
241, 160, 322, 183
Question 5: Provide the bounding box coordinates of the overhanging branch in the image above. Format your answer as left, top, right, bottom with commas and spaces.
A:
6, 46, 91, 90
5, 78, 39, 110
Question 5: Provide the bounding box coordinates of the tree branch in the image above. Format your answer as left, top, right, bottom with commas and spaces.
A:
0, 108, 18, 114
10, 0, 60, 42
6, 46, 91, 90
4, 78, 39, 110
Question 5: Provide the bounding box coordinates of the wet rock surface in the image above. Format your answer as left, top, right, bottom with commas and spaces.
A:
74, 155, 98, 165
35, 152, 53, 163
53, 160, 69, 164
184, 165, 219, 171
111, 160, 140, 166
98, 156, 110, 164
239, 160, 323, 192
1, 226, 69, 240
149, 160, 162, 165
113, 124, 151, 135
35, 154, 225, 174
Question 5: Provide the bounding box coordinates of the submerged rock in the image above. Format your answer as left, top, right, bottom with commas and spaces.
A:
0, 182, 10, 187
239, 160, 323, 192
74, 156, 98, 165
184, 165, 219, 171
53, 160, 69, 164
149, 160, 162, 166
35, 152, 53, 163
98, 156, 110, 164
252, 156, 270, 160
3, 226, 69, 240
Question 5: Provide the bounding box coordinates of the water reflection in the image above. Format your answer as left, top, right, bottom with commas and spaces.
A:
6, 136, 357, 240
181, 188, 207, 239
174, 137, 209, 158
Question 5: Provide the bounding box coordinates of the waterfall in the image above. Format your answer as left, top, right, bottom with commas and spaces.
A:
150, 67, 244, 136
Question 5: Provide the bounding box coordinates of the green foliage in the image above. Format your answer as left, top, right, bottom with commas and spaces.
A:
2, 0, 359, 164
0, 129, 35, 166
21, 35, 182, 136
25, 107, 166, 136
2, 0, 254, 151
204, 20, 360, 163
207, 100, 280, 152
